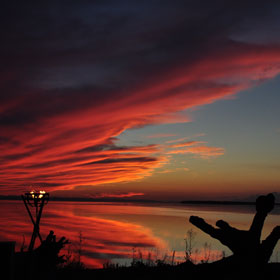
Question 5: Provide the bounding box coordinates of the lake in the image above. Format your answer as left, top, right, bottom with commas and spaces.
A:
0, 200, 279, 268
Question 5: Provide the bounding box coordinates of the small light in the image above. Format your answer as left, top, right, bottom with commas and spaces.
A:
24, 190, 49, 207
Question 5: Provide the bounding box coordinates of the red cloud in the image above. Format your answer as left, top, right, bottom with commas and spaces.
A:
91, 192, 145, 198
1, 30, 280, 194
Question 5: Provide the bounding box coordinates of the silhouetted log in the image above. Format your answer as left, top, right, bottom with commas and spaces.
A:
189, 193, 280, 277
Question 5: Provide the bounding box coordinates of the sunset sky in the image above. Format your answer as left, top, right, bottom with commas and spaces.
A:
1, 1, 280, 200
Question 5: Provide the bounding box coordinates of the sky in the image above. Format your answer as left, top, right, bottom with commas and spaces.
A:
1, 0, 280, 200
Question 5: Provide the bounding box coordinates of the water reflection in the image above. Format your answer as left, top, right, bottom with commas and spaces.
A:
0, 200, 279, 268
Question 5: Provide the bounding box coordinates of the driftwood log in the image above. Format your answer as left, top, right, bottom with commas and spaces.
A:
189, 193, 280, 277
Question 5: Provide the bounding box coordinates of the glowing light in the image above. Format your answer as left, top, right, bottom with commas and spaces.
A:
29, 190, 46, 199
24, 190, 49, 208
39, 190, 46, 199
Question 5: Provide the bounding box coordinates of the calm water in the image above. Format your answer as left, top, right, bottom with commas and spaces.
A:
0, 200, 279, 268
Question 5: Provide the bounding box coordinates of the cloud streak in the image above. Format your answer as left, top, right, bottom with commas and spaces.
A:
168, 146, 225, 159
146, 133, 178, 139
169, 141, 206, 148
90, 192, 145, 199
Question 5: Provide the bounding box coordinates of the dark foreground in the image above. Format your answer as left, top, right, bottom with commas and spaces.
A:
7, 248, 280, 280
3, 193, 280, 280
7, 261, 280, 280
56, 262, 280, 280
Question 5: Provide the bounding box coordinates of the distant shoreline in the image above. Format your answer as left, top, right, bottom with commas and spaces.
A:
0, 195, 279, 205
180, 200, 280, 206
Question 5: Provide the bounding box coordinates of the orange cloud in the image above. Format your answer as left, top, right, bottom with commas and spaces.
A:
169, 141, 206, 148
166, 134, 206, 144
168, 146, 225, 159
0, 140, 167, 193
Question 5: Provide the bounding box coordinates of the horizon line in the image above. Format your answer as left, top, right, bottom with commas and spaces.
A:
0, 195, 279, 205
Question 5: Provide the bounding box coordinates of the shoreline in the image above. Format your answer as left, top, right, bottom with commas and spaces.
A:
1, 195, 279, 206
